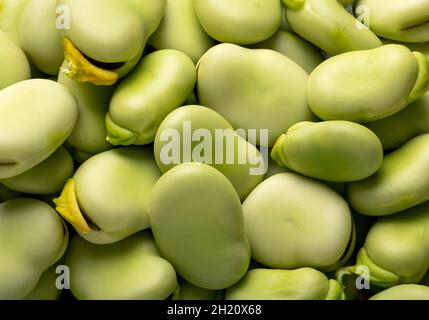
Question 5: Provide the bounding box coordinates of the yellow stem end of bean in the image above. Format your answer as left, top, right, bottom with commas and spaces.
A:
61, 38, 118, 86
53, 179, 93, 234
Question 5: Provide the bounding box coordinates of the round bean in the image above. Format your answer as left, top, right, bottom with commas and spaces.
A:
54, 147, 161, 244
197, 43, 316, 146
149, 163, 251, 290
283, 0, 382, 55
271, 121, 383, 182
106, 49, 196, 146
348, 134, 429, 215
0, 199, 68, 299
307, 44, 429, 122
0, 146, 73, 195
242, 173, 355, 271
225, 268, 345, 300
0, 79, 78, 179
0, 30, 30, 90
66, 231, 177, 300
194, 0, 282, 45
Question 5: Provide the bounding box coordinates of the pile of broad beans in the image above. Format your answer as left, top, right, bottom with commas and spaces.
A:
1, 0, 429, 300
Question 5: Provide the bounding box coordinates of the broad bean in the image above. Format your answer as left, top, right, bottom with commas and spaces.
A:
0, 199, 68, 299
54, 147, 161, 244
0, 30, 30, 90
197, 43, 316, 146
370, 285, 429, 300
348, 134, 429, 216
58, 65, 114, 155
225, 268, 345, 300
149, 163, 251, 290
149, 0, 215, 64
0, 79, 77, 179
66, 232, 177, 300
356, 0, 429, 43
153, 105, 265, 200
366, 92, 429, 150
106, 50, 196, 146
0, 147, 73, 195
337, 202, 429, 287
242, 173, 355, 271
194, 0, 281, 45
283, 0, 382, 55
271, 121, 383, 182
59, 0, 166, 85
307, 45, 429, 123
255, 30, 325, 74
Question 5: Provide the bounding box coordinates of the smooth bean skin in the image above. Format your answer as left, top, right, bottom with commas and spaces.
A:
107, 50, 196, 146
307, 45, 429, 123
66, 232, 177, 300
19, 0, 63, 75
0, 147, 73, 195
149, 163, 251, 290
153, 105, 265, 200
0, 199, 68, 299
172, 278, 218, 300
127, 0, 166, 37
242, 173, 354, 271
271, 121, 383, 182
225, 268, 345, 300
24, 264, 62, 300
370, 285, 429, 300
0, 0, 30, 44
283, 0, 382, 56
0, 31, 30, 90
338, 202, 429, 287
264, 158, 347, 197
348, 134, 429, 216
263, 159, 348, 197
54, 147, 161, 244
60, 0, 143, 79
382, 39, 429, 60
356, 0, 429, 43
58, 65, 114, 155
197, 44, 316, 146
255, 30, 325, 74
0, 79, 78, 179
59, 0, 166, 84
194, 0, 281, 45
366, 92, 429, 150
149, 0, 215, 64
